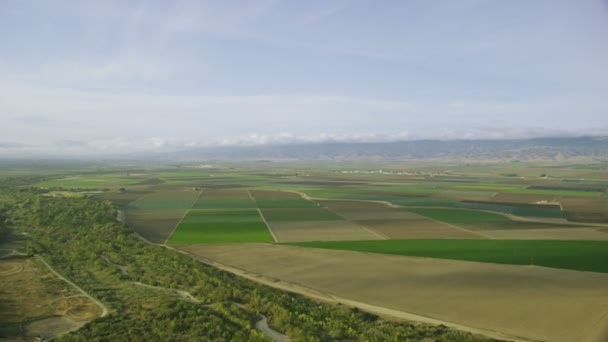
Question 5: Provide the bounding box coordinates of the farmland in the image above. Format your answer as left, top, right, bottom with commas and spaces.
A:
4, 160, 608, 341
168, 209, 274, 244
286, 239, 608, 273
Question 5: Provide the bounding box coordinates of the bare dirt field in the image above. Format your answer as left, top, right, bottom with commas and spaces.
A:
481, 227, 608, 240
0, 257, 101, 340
178, 243, 608, 342
126, 209, 186, 243
356, 219, 483, 239
25, 316, 86, 340
269, 221, 382, 242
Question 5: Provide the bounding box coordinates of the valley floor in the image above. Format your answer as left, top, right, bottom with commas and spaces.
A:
177, 243, 608, 342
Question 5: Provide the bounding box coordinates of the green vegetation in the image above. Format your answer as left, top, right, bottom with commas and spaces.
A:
128, 192, 199, 210
287, 239, 608, 273
169, 221, 273, 244
0, 184, 492, 341
405, 208, 510, 223
168, 209, 274, 244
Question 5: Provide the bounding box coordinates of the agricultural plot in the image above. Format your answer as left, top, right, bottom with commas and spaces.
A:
287, 239, 608, 273
126, 209, 186, 243
180, 243, 608, 342
127, 190, 200, 210
261, 208, 343, 221
269, 221, 382, 242
453, 200, 564, 218
251, 191, 381, 242
301, 188, 458, 207
561, 197, 608, 222
168, 209, 273, 244
480, 227, 608, 241
125, 190, 200, 242
321, 200, 482, 239
192, 189, 255, 209
404, 208, 509, 223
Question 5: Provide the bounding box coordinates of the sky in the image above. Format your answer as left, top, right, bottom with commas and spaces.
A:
1, 0, 607, 156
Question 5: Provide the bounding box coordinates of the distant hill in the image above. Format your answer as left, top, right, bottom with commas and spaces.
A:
159, 136, 608, 161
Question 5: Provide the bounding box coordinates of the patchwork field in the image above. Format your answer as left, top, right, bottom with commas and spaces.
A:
179, 243, 608, 342
68, 162, 608, 341
320, 200, 483, 239
250, 191, 383, 242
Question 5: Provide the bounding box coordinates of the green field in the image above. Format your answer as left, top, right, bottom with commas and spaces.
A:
405, 207, 510, 223
168, 209, 274, 244
286, 239, 608, 273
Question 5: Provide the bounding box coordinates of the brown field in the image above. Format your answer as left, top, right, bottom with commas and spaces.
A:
481, 227, 608, 240
268, 221, 382, 242
492, 193, 559, 203
357, 219, 483, 239
200, 188, 251, 198
250, 190, 301, 198
320, 200, 482, 239
179, 243, 608, 342
561, 197, 608, 222
0, 257, 101, 340
126, 209, 186, 243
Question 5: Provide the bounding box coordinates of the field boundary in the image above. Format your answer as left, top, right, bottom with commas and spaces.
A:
164, 189, 204, 244
248, 190, 279, 243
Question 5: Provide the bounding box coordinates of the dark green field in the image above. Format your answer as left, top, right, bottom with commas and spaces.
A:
168, 209, 274, 244
286, 239, 608, 273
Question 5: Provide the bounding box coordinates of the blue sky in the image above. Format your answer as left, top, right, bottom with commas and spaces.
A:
1, 0, 607, 155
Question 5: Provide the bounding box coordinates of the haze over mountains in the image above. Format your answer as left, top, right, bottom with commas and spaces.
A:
127, 136, 608, 162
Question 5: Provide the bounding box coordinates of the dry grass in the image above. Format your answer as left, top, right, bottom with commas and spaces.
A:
0, 257, 101, 340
